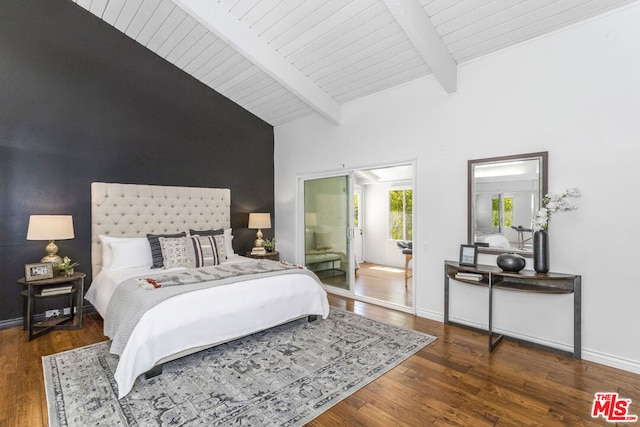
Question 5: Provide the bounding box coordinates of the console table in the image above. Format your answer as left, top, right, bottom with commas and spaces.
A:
444, 261, 581, 358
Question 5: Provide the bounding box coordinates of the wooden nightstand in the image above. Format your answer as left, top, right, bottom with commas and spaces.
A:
17, 272, 86, 341
245, 251, 280, 261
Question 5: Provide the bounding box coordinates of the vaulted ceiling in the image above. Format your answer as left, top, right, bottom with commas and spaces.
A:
72, 0, 637, 126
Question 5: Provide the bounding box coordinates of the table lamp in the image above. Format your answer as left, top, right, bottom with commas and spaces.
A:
248, 213, 271, 253
26, 215, 75, 267
305, 212, 317, 228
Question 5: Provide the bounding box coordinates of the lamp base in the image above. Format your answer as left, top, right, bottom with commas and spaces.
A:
41, 254, 63, 268
42, 240, 62, 268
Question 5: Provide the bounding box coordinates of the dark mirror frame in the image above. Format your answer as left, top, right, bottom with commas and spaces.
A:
468, 151, 548, 258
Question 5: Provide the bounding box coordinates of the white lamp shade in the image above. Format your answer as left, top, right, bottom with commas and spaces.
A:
27, 215, 75, 240
248, 213, 271, 229
305, 212, 317, 227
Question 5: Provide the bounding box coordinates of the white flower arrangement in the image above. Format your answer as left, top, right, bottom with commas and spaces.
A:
532, 188, 581, 232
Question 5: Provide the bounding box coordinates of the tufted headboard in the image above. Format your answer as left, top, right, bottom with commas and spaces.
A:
91, 182, 231, 278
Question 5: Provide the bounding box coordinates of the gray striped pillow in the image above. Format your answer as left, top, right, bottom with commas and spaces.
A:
190, 235, 219, 267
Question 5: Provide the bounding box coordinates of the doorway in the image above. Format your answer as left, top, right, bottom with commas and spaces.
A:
300, 162, 415, 312
352, 164, 413, 310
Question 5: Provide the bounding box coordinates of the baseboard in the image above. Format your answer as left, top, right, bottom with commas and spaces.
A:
420, 313, 640, 375
352, 295, 413, 314
582, 349, 640, 374
0, 317, 23, 330
0, 304, 96, 331
415, 308, 443, 322
444, 314, 576, 352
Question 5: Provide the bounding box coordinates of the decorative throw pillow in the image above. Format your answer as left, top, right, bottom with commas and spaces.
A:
147, 232, 186, 268
212, 234, 227, 262
189, 228, 224, 237
189, 228, 234, 255
189, 235, 219, 267
158, 237, 195, 269
224, 228, 235, 255
314, 232, 332, 250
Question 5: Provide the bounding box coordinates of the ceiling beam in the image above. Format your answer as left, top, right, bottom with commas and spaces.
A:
173, 0, 341, 124
382, 0, 458, 94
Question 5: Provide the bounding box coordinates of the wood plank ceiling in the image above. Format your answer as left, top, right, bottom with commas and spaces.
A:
72, 0, 637, 126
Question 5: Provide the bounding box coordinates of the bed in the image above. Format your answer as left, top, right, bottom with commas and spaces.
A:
85, 182, 330, 398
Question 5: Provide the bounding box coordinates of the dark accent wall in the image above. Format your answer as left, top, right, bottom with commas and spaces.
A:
0, 0, 275, 322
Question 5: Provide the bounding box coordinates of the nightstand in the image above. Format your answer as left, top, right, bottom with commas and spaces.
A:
17, 272, 86, 341
245, 251, 280, 261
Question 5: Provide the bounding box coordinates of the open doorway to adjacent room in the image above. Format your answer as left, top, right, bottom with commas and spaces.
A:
302, 163, 414, 312
350, 164, 413, 310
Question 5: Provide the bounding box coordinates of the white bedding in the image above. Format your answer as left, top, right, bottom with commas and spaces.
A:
85, 255, 330, 398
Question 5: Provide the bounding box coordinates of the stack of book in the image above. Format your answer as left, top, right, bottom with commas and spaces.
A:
40, 285, 73, 296
454, 272, 483, 281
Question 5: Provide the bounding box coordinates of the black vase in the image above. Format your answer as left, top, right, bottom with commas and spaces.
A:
533, 230, 549, 273
496, 253, 526, 272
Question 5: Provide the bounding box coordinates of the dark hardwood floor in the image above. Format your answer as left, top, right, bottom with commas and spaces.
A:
2, 293, 639, 426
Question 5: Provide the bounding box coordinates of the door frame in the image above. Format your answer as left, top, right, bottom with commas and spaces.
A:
354, 186, 364, 264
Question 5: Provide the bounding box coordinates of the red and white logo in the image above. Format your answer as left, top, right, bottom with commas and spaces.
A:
592, 392, 638, 422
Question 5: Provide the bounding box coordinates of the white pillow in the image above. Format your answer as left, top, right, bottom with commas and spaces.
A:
224, 228, 235, 255
99, 235, 121, 269
99, 235, 153, 271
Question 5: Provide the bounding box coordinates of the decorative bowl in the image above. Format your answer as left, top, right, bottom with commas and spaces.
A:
496, 253, 526, 272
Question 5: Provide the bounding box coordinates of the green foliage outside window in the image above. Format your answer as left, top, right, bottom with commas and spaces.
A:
354, 193, 359, 228
492, 196, 513, 227
390, 189, 412, 240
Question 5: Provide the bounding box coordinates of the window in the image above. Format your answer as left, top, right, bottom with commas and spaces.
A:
389, 189, 412, 240
354, 192, 359, 228
492, 196, 513, 227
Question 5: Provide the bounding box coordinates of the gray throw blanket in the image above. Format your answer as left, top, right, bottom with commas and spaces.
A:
104, 260, 319, 356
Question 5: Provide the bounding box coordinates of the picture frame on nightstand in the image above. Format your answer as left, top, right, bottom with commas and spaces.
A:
25, 262, 54, 281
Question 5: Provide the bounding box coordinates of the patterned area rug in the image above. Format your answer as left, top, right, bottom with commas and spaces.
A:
43, 308, 436, 426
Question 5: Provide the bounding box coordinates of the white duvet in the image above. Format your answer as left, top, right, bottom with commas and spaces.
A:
85, 255, 330, 398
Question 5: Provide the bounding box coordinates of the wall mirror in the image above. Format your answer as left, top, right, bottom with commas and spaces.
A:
468, 152, 547, 257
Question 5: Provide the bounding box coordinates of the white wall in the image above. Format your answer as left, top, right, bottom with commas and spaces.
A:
274, 4, 640, 373
361, 181, 410, 268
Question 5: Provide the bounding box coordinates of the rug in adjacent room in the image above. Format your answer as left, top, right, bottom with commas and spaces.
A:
43, 308, 436, 426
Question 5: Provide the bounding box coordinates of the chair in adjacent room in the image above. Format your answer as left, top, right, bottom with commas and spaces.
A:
396, 241, 412, 287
